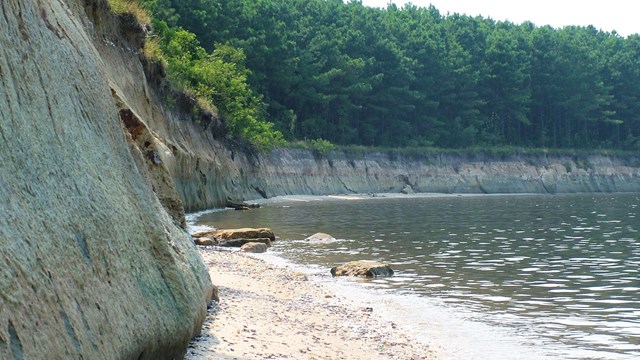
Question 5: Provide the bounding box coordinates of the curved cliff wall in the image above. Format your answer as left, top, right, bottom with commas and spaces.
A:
0, 0, 212, 359
170, 147, 640, 211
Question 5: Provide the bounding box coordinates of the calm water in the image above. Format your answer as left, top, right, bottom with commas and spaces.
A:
194, 193, 640, 359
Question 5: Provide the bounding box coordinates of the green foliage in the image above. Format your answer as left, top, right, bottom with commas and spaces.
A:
142, 0, 640, 151
140, 17, 285, 149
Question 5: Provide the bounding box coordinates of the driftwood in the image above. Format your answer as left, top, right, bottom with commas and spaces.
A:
226, 200, 260, 211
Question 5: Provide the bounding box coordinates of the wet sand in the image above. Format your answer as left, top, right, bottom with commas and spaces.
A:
186, 249, 440, 359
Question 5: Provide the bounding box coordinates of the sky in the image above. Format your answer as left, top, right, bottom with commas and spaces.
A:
359, 0, 640, 36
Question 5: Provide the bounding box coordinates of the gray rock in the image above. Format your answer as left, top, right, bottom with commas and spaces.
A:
240, 242, 269, 253
305, 232, 336, 242
330, 261, 395, 277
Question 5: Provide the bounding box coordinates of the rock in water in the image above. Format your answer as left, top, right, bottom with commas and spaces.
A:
213, 228, 276, 242
331, 261, 395, 277
305, 232, 336, 242
240, 242, 269, 253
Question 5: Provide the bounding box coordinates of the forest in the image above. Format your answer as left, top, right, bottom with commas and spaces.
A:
137, 0, 640, 150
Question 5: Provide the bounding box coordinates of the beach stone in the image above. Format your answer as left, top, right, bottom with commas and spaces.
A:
240, 242, 269, 253
194, 237, 217, 246
219, 238, 273, 248
330, 261, 394, 277
305, 232, 336, 241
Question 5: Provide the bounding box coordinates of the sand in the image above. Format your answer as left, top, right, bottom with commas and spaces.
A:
185, 248, 440, 360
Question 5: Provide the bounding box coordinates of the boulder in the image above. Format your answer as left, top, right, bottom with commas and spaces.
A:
218, 238, 272, 248
214, 228, 276, 242
330, 261, 394, 277
305, 232, 336, 241
240, 242, 269, 253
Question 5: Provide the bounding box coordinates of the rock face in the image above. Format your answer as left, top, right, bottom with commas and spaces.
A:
331, 261, 395, 277
0, 1, 212, 359
158, 133, 640, 211
240, 242, 269, 253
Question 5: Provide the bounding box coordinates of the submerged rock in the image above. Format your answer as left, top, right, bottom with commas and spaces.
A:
240, 242, 269, 253
331, 261, 394, 277
305, 232, 336, 242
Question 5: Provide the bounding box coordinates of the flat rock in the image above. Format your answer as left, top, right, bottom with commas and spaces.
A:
305, 232, 336, 241
240, 242, 269, 253
330, 261, 394, 277
214, 228, 276, 241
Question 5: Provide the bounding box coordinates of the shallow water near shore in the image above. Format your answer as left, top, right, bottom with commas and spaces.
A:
193, 193, 640, 359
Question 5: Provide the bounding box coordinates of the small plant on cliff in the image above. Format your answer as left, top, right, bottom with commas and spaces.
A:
107, 0, 285, 150
155, 25, 285, 149
308, 138, 336, 156
107, 0, 151, 25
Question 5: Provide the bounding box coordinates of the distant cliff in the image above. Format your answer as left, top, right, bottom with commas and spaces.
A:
0, 0, 212, 359
163, 145, 640, 211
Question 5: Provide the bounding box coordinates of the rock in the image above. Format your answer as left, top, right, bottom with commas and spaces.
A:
305, 232, 336, 241
401, 184, 414, 194
214, 228, 276, 242
211, 286, 220, 303
330, 261, 394, 277
240, 242, 269, 253
194, 237, 217, 246
219, 238, 272, 248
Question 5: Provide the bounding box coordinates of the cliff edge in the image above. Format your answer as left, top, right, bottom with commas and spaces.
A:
0, 0, 212, 359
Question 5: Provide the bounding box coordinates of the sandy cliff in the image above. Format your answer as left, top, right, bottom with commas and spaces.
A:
163, 144, 640, 211
0, 0, 212, 359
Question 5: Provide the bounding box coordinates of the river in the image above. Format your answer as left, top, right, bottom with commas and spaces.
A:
193, 193, 640, 359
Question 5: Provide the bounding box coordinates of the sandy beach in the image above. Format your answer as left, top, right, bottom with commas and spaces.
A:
185, 248, 440, 359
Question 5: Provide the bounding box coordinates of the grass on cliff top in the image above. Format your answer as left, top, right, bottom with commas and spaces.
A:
107, 0, 151, 25
288, 142, 637, 160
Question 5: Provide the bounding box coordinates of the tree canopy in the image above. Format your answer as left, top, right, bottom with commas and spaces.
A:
141, 0, 640, 150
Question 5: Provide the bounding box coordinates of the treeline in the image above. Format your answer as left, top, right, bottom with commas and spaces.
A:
141, 0, 640, 150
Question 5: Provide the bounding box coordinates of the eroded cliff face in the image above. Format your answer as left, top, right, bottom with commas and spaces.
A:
0, 0, 212, 359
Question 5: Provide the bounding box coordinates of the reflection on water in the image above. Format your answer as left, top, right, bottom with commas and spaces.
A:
196, 193, 640, 359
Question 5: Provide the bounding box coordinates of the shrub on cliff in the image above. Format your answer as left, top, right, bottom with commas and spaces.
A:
108, 0, 285, 150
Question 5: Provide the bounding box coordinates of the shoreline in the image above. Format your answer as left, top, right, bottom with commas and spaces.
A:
186, 248, 440, 359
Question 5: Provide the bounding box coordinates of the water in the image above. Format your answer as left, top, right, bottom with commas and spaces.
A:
194, 193, 640, 359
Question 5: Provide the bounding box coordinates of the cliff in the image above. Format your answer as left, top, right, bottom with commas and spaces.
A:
171, 147, 640, 211
0, 0, 212, 359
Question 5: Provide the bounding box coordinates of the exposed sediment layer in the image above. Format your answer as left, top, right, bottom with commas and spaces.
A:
162, 140, 640, 211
